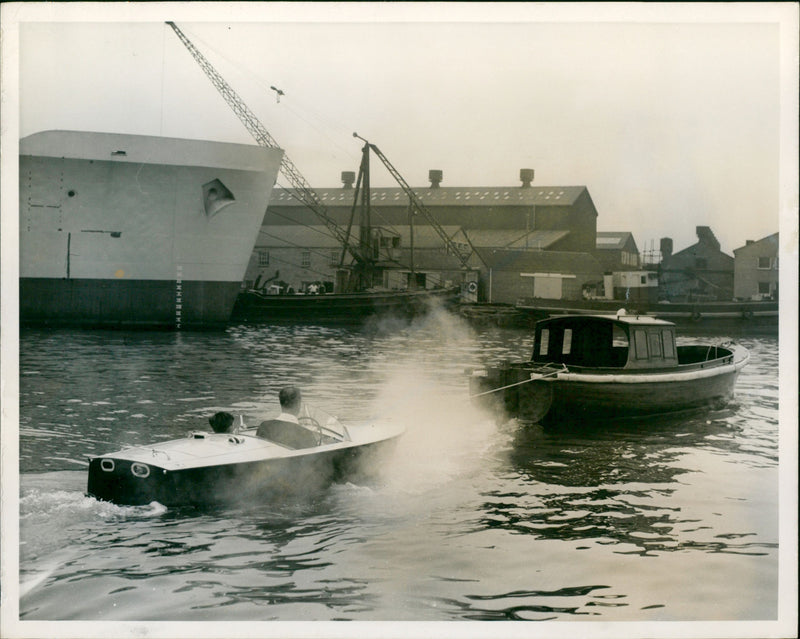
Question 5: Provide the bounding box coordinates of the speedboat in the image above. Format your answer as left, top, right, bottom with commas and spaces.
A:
469, 311, 750, 425
87, 405, 404, 506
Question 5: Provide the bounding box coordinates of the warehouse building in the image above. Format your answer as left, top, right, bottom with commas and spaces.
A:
245, 169, 604, 302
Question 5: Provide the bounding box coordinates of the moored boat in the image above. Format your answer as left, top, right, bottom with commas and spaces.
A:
515, 297, 778, 334
87, 405, 404, 507
20, 130, 283, 330
231, 286, 461, 324
469, 311, 749, 425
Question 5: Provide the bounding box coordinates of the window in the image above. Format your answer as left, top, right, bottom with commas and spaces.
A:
329, 250, 339, 267
758, 282, 771, 295
640, 275, 647, 285
612, 325, 629, 347
758, 257, 771, 269
539, 329, 549, 356
633, 329, 648, 359
648, 332, 662, 358
562, 329, 572, 355
301, 251, 311, 268
662, 330, 675, 358
258, 250, 269, 266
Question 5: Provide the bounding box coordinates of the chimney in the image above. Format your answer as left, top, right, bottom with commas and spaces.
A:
520, 168, 534, 188
660, 237, 673, 260
428, 169, 443, 188
341, 171, 355, 189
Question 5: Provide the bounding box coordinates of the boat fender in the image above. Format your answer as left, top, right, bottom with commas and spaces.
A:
691, 312, 702, 322
467, 281, 478, 294
742, 310, 754, 320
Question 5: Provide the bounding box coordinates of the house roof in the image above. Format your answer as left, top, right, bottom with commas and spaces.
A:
269, 185, 587, 208
596, 231, 635, 251
254, 224, 466, 249
733, 232, 779, 254
474, 248, 603, 274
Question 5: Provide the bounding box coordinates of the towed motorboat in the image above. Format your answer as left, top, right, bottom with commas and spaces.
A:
469, 311, 749, 426
87, 405, 404, 507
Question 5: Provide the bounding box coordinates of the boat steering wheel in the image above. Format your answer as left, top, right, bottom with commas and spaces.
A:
298, 415, 322, 445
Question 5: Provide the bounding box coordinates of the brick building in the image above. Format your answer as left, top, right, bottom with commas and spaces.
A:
733, 232, 779, 300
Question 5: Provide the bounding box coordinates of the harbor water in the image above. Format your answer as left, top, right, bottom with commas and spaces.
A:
16, 308, 781, 627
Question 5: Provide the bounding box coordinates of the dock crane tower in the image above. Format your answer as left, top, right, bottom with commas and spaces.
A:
166, 21, 474, 291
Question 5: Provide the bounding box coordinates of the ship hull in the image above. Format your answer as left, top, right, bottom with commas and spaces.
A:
20, 277, 241, 329
20, 130, 283, 330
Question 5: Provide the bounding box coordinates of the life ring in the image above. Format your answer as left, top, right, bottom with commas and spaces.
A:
741, 310, 754, 320
690, 311, 702, 322
467, 281, 478, 294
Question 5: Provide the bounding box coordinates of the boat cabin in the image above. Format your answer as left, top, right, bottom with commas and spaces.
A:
531, 313, 679, 370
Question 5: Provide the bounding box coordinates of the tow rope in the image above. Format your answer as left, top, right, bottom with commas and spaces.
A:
469, 364, 567, 398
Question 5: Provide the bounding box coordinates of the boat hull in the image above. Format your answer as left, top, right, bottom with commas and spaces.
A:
231, 287, 460, 324
20, 130, 283, 330
471, 350, 747, 426
87, 436, 398, 507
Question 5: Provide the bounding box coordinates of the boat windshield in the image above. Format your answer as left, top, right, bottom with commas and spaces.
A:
251, 404, 350, 449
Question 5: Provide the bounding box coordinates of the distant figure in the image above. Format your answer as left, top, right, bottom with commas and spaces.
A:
256, 386, 317, 449
209, 411, 235, 433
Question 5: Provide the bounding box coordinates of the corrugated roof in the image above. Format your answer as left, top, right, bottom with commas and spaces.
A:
475, 248, 603, 274
270, 185, 586, 207
465, 229, 568, 249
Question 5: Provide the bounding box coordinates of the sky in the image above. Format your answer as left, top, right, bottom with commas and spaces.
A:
3, 2, 798, 257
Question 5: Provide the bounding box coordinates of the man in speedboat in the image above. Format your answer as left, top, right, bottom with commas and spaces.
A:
256, 386, 318, 448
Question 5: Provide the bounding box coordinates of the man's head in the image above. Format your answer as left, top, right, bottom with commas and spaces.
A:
279, 386, 302, 415
209, 411, 234, 433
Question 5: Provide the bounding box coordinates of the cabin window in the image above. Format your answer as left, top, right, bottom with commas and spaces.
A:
562, 329, 572, 355
758, 256, 771, 269
258, 250, 269, 266
612, 325, 629, 347
633, 329, 648, 359
329, 250, 339, 267
758, 281, 771, 295
648, 332, 663, 358
301, 251, 311, 268
662, 330, 675, 358
539, 329, 549, 356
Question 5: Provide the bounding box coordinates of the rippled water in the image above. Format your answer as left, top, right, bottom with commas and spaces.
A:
14, 309, 781, 628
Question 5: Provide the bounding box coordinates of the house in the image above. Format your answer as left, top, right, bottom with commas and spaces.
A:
594, 232, 640, 271
733, 232, 779, 300
658, 226, 734, 301
474, 248, 604, 305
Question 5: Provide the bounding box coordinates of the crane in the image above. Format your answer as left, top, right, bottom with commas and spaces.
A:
352, 134, 473, 270
166, 22, 474, 290
165, 21, 366, 274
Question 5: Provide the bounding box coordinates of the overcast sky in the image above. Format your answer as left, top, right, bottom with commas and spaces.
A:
5, 2, 798, 255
